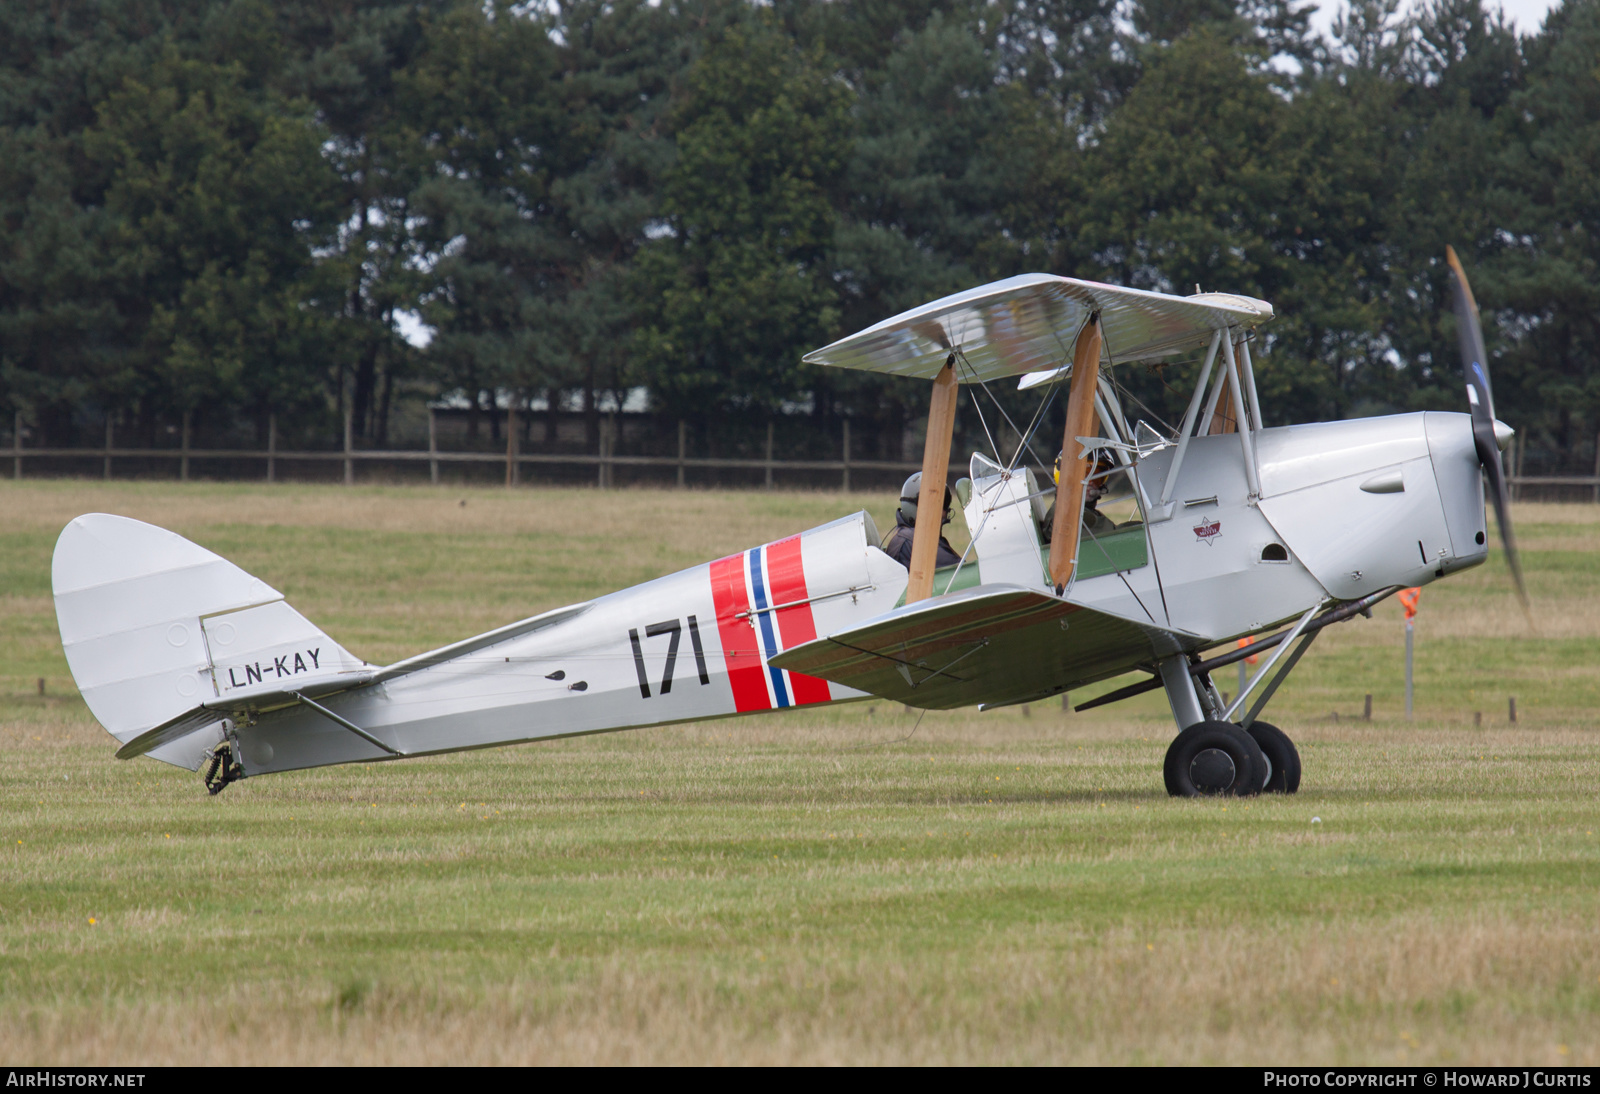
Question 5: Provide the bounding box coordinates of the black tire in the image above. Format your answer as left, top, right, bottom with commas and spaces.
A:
1245, 721, 1301, 794
1163, 721, 1267, 797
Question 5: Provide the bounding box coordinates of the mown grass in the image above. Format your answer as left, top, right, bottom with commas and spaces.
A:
2, 480, 1598, 1064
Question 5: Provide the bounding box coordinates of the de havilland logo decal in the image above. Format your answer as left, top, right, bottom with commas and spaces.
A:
1193, 518, 1222, 545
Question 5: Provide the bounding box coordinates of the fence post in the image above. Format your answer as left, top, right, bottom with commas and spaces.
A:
343, 402, 353, 485
13, 410, 21, 480
1507, 434, 1516, 500
1592, 432, 1599, 504
1513, 432, 1524, 501
598, 414, 615, 489
506, 401, 518, 487
677, 419, 687, 489
838, 419, 851, 492
267, 414, 277, 483
180, 410, 192, 482
104, 418, 113, 480
428, 408, 439, 485
764, 421, 774, 490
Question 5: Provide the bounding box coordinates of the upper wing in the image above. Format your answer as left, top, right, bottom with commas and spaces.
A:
767, 583, 1192, 709
802, 275, 1273, 382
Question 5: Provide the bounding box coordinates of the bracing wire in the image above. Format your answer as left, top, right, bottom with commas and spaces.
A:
1007, 380, 1063, 474
957, 349, 1057, 477
958, 362, 1005, 467
1095, 318, 1177, 439
1111, 370, 1177, 439
943, 349, 1064, 589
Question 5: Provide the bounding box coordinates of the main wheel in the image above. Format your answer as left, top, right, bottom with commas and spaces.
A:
1245, 721, 1301, 794
1163, 721, 1267, 797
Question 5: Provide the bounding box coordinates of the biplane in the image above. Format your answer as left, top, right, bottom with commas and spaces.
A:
53, 250, 1522, 796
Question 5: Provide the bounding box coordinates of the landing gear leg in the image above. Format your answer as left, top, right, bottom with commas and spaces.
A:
1157, 655, 1205, 732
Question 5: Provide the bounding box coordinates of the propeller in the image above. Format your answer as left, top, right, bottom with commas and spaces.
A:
1444, 245, 1529, 611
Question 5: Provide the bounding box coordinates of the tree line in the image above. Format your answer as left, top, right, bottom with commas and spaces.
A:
2, 0, 1596, 469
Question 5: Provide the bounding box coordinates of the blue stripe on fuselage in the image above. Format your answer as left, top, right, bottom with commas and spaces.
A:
747, 548, 790, 708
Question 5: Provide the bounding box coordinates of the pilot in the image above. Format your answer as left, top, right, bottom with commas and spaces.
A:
1040, 450, 1117, 544
883, 472, 962, 569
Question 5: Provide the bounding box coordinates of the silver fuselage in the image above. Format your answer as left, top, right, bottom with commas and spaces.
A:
59, 412, 1490, 779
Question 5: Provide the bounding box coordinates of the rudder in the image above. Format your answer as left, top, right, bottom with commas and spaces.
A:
53, 514, 364, 769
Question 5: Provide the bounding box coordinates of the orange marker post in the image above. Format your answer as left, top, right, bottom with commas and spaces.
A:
1236, 635, 1258, 696
1398, 587, 1420, 720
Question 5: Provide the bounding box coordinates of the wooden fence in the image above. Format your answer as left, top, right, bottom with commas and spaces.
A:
9, 409, 1599, 498
1506, 476, 1600, 502
6, 411, 922, 491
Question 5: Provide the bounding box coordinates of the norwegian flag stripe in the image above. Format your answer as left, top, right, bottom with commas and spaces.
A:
707, 537, 835, 713
765, 536, 833, 705
709, 552, 770, 712
748, 547, 791, 708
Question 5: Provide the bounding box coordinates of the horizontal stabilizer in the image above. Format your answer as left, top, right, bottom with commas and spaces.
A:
769, 584, 1187, 708
113, 671, 375, 760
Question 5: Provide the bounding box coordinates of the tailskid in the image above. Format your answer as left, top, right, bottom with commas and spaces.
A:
202, 741, 244, 795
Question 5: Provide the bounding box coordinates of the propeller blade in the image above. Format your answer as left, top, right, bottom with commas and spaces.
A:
1445, 245, 1494, 424
1479, 433, 1529, 609
1445, 246, 1529, 612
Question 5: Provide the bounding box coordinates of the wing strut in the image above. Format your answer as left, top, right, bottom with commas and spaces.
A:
1220, 335, 1262, 496
907, 354, 960, 604
1048, 314, 1103, 591
1152, 330, 1222, 522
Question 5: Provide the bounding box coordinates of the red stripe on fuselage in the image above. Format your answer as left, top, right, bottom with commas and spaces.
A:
765, 535, 833, 705
709, 553, 771, 712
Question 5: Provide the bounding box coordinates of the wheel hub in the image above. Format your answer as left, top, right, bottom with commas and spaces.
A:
1189, 747, 1236, 794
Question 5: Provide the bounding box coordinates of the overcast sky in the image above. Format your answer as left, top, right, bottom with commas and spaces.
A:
1492, 0, 1566, 31
1308, 0, 1564, 37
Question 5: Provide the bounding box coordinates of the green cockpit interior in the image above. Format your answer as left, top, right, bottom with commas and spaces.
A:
894, 522, 1149, 607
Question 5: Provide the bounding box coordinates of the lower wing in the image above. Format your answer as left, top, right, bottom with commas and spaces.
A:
767, 584, 1195, 709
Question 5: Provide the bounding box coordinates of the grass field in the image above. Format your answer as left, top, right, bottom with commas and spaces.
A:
2, 480, 1598, 1064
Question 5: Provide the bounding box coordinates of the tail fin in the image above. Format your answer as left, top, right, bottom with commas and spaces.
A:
53, 514, 365, 768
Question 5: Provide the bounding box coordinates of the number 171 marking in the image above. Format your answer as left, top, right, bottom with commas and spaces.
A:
629, 615, 710, 699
